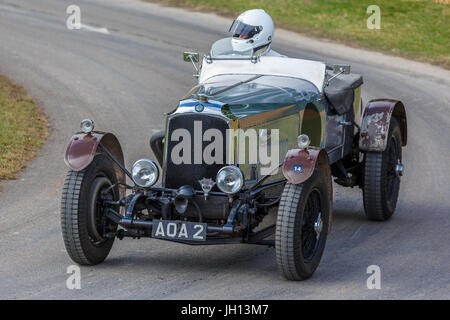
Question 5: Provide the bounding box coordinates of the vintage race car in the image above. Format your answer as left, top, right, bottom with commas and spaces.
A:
61, 51, 406, 280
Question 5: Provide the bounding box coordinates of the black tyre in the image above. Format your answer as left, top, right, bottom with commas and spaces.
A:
61, 154, 119, 265
363, 117, 402, 221
276, 170, 331, 281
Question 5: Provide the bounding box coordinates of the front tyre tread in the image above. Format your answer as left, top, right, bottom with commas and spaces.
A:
363, 118, 402, 221
276, 170, 330, 281
61, 154, 118, 265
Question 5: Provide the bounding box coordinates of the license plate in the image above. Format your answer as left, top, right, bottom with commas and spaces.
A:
152, 220, 207, 241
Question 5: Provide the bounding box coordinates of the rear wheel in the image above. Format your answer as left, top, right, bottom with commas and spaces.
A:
363, 117, 403, 221
276, 170, 330, 281
61, 154, 119, 265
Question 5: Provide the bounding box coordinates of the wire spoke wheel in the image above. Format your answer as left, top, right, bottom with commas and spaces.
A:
88, 177, 116, 246
385, 137, 400, 203
276, 170, 330, 281
301, 189, 322, 261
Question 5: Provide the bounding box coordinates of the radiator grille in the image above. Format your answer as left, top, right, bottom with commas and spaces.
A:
163, 113, 229, 190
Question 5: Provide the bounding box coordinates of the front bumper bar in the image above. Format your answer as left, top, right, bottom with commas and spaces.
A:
105, 207, 275, 246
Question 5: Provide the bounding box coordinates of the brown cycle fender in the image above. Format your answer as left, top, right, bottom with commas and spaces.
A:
282, 148, 333, 232
359, 99, 407, 152
64, 132, 126, 195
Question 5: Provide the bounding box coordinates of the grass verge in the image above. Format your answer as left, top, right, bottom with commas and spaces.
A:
0, 75, 48, 183
147, 0, 449, 69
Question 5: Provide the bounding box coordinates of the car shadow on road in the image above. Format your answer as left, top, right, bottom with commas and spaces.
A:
106, 242, 274, 271
88, 197, 423, 288
99, 208, 366, 270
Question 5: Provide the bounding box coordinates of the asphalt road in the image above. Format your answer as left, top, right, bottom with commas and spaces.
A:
0, 0, 449, 299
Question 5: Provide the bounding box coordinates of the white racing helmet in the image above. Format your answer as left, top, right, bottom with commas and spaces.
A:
229, 9, 274, 55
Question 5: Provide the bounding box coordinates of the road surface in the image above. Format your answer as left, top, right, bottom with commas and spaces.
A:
0, 0, 449, 299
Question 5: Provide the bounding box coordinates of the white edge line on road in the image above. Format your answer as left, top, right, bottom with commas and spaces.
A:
80, 23, 110, 35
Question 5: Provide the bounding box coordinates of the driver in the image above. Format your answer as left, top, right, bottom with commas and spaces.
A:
223, 9, 285, 57
150, 10, 285, 163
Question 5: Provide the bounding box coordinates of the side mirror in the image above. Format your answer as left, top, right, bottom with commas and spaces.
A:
183, 51, 200, 78
332, 64, 351, 74
183, 51, 199, 63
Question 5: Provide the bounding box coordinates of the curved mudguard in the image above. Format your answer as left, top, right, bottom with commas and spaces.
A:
282, 148, 333, 232
64, 132, 126, 189
283, 148, 319, 185
359, 99, 407, 152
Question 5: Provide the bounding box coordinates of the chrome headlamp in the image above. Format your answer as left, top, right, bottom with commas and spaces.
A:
131, 159, 159, 188
216, 166, 244, 194
297, 134, 310, 149
80, 119, 94, 133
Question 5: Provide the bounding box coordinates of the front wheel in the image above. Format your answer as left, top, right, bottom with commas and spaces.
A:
61, 154, 119, 265
276, 170, 331, 281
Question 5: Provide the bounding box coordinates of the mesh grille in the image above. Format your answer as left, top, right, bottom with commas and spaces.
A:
163, 113, 229, 190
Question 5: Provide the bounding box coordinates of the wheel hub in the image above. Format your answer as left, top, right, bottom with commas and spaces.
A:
314, 212, 323, 240
395, 160, 404, 177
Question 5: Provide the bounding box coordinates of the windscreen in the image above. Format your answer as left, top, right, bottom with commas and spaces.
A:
194, 74, 320, 106
210, 38, 253, 57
